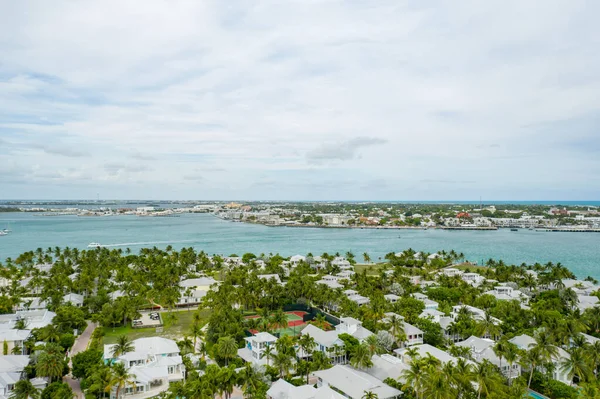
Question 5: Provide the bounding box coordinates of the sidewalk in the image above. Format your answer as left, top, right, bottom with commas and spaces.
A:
64, 321, 98, 399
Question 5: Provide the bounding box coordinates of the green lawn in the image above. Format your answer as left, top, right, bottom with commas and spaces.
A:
102, 309, 210, 345
354, 263, 386, 275
452, 263, 490, 272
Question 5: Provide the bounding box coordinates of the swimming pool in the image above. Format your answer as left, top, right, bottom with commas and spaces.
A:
527, 390, 549, 399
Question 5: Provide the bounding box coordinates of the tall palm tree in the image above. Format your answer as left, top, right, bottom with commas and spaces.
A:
503, 342, 520, 385
217, 336, 238, 366
401, 357, 425, 399
10, 379, 40, 399
238, 363, 266, 399
532, 329, 559, 367
520, 347, 543, 388
560, 347, 592, 384
217, 366, 236, 399
297, 334, 316, 358
472, 360, 501, 399
272, 350, 293, 378
350, 343, 373, 370
109, 363, 136, 399
492, 338, 509, 376
475, 313, 501, 339
177, 336, 194, 355
261, 344, 274, 366
387, 315, 406, 348
271, 309, 288, 332
364, 335, 384, 357
111, 335, 134, 358
421, 368, 455, 399
189, 322, 204, 353
36, 350, 64, 382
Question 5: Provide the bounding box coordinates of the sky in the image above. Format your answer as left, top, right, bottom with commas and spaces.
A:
1, 1, 599, 201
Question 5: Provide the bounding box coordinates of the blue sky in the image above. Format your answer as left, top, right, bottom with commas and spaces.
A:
1, 1, 599, 200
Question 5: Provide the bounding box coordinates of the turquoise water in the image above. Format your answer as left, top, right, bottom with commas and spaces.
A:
527, 389, 549, 399
1, 213, 600, 278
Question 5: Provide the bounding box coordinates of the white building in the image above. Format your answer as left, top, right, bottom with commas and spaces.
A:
395, 344, 460, 366
267, 378, 346, 399
314, 365, 402, 399
104, 337, 185, 398
0, 356, 36, 397
63, 293, 85, 307
300, 325, 345, 364
335, 317, 374, 342
509, 334, 571, 385
238, 332, 278, 366
456, 336, 520, 379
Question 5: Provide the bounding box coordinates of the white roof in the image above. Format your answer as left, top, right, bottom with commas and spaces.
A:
384, 294, 400, 301
456, 336, 495, 352
0, 355, 30, 373
339, 317, 361, 326
365, 354, 409, 381
290, 255, 306, 262
267, 379, 316, 399
314, 365, 402, 399
180, 277, 217, 288
130, 364, 169, 383
104, 337, 179, 359
301, 325, 343, 348
63, 293, 84, 304
508, 334, 536, 350
395, 344, 458, 365
251, 332, 278, 343
258, 274, 282, 283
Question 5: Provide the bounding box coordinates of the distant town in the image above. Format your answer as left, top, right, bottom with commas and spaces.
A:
3, 201, 600, 232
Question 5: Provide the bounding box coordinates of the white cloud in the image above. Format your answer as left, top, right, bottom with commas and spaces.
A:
0, 0, 599, 200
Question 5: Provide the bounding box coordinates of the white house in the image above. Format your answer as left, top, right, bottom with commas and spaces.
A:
384, 294, 400, 304
178, 277, 218, 306
395, 344, 460, 366
0, 355, 33, 397
238, 332, 278, 366
267, 378, 346, 399
314, 365, 402, 399
290, 255, 306, 265
440, 268, 462, 277
335, 317, 374, 342
483, 284, 529, 303
509, 334, 571, 385
63, 293, 85, 307
462, 273, 485, 286
456, 336, 520, 379
300, 324, 346, 364
365, 354, 409, 382
104, 337, 185, 398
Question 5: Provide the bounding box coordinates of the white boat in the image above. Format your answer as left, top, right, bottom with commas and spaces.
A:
0, 231, 7, 236
88, 242, 103, 248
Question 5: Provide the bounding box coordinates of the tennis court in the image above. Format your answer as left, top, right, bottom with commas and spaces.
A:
245, 311, 312, 336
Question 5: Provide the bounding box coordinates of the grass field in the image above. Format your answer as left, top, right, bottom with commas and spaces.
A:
452, 263, 490, 272
102, 309, 210, 345
354, 263, 386, 275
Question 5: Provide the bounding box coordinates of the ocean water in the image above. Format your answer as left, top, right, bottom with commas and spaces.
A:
1, 213, 599, 278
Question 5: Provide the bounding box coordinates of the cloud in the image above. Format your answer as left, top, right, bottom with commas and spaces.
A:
1, 1, 600, 199
307, 137, 388, 163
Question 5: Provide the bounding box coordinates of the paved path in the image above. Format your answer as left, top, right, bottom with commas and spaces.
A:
64, 321, 98, 399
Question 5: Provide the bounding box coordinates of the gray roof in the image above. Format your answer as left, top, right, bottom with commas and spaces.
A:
508, 334, 536, 350
267, 379, 316, 399
0, 355, 30, 373
314, 365, 402, 399
301, 325, 343, 348
365, 354, 409, 381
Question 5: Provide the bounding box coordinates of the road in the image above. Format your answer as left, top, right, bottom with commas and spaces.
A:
64, 321, 98, 399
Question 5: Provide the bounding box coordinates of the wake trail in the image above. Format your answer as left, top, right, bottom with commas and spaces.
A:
101, 240, 197, 247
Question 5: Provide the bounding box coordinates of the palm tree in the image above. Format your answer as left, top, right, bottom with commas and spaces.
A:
296, 359, 312, 384
521, 347, 543, 388
475, 313, 500, 339
361, 391, 378, 399
217, 336, 238, 366
364, 335, 384, 357
109, 363, 136, 399
39, 324, 60, 343
189, 322, 204, 353
492, 338, 509, 377
472, 360, 501, 399
10, 379, 40, 399
532, 329, 559, 367
111, 335, 134, 358
297, 334, 316, 358
36, 350, 64, 382
401, 357, 425, 399
561, 347, 592, 384
271, 309, 288, 332
177, 336, 194, 355
503, 342, 520, 384
217, 365, 236, 399
238, 363, 266, 398
362, 253, 371, 264
387, 314, 406, 348
350, 343, 373, 370
272, 350, 293, 378
312, 313, 328, 330
261, 344, 274, 366
89, 366, 114, 398
421, 368, 455, 399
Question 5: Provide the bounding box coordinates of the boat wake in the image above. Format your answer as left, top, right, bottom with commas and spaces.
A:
99, 240, 197, 247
